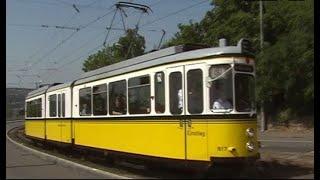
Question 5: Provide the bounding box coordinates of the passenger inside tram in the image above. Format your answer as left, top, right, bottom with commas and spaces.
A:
112, 96, 126, 115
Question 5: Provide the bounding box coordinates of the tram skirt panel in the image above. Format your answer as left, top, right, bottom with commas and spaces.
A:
25, 120, 46, 139
73, 119, 186, 160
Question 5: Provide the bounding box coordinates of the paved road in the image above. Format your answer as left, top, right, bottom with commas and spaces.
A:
6, 121, 118, 179
258, 131, 314, 179
259, 131, 314, 153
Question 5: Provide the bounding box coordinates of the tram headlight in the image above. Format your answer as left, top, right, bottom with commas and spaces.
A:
246, 141, 255, 152
246, 128, 255, 137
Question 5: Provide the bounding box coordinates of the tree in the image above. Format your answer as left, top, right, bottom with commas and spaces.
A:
165, 0, 314, 122
82, 29, 146, 72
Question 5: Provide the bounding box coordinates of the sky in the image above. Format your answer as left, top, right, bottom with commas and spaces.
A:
6, 0, 213, 89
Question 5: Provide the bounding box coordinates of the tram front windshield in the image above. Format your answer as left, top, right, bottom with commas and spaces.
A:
235, 73, 255, 112
209, 64, 233, 112
209, 64, 255, 113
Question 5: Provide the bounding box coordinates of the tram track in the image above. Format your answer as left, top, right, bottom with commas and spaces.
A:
7, 125, 314, 179
7, 125, 196, 179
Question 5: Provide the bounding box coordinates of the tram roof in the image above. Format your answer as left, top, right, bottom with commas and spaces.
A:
26, 38, 254, 99
26, 85, 50, 99
74, 38, 253, 85
26, 83, 69, 99
47, 82, 72, 93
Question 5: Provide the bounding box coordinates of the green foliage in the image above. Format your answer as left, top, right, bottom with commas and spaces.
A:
166, 0, 314, 117
257, 0, 314, 116
277, 108, 294, 123
82, 29, 145, 72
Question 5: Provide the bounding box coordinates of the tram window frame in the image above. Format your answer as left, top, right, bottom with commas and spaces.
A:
93, 84, 108, 116
128, 75, 151, 115
49, 94, 57, 117
62, 93, 65, 117
26, 98, 42, 117
187, 69, 204, 114
79, 87, 92, 116
154, 72, 165, 114
26, 101, 30, 117
109, 80, 127, 115
58, 94, 61, 117
169, 72, 183, 115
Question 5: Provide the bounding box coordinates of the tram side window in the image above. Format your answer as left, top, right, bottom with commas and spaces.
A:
109, 80, 127, 115
62, 93, 65, 117
49, 95, 57, 117
93, 84, 108, 115
27, 101, 35, 117
79, 87, 92, 116
26, 98, 42, 117
187, 69, 203, 114
169, 72, 183, 115
35, 98, 42, 117
155, 72, 165, 113
128, 75, 151, 114
26, 102, 31, 117
58, 94, 61, 117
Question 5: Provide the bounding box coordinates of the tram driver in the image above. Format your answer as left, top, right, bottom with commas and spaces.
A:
211, 82, 232, 110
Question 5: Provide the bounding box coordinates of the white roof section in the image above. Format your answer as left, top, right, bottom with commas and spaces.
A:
47, 82, 72, 93
74, 38, 253, 85
26, 85, 50, 99
26, 38, 253, 96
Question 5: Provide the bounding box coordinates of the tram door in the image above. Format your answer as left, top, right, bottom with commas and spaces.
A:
185, 64, 207, 161
167, 66, 186, 160
167, 64, 207, 161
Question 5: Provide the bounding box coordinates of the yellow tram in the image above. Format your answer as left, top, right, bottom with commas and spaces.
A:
25, 38, 259, 168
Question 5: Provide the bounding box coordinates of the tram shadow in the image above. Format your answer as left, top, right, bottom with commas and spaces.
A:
204, 160, 314, 179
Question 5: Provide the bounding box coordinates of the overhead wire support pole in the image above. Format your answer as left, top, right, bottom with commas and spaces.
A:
260, 0, 266, 132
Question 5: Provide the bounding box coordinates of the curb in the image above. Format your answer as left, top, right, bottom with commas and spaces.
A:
6, 120, 25, 124
6, 126, 130, 179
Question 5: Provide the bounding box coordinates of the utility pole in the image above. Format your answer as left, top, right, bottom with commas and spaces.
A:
260, 0, 267, 132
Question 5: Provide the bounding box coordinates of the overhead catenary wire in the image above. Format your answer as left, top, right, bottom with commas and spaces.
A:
26, 12, 79, 62
14, 0, 112, 11
39, 0, 206, 84
12, 4, 115, 87
141, 0, 208, 27
41, 0, 207, 81
41, 43, 104, 82
40, 15, 133, 81
28, 7, 116, 68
